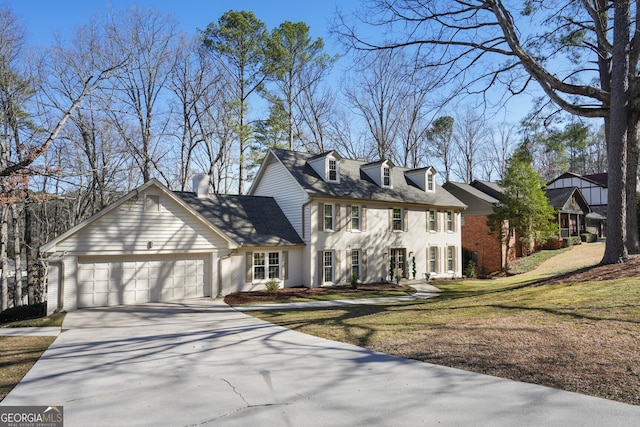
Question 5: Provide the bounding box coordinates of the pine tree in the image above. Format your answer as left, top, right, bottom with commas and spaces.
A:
488, 146, 558, 263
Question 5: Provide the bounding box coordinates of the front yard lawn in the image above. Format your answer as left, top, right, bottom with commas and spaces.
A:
249, 259, 640, 406
0, 306, 65, 402
0, 336, 56, 401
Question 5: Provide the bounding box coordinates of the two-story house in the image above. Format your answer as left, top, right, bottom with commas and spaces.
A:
41, 148, 465, 313
248, 149, 466, 286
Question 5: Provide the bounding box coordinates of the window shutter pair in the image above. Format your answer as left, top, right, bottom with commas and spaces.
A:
245, 251, 288, 282
318, 202, 341, 231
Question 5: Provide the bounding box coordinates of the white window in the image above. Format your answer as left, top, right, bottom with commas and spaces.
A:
351, 206, 361, 231
254, 252, 280, 280
351, 250, 360, 279
323, 251, 334, 283
328, 159, 338, 181
383, 166, 391, 186
429, 247, 439, 273
392, 208, 402, 231
428, 210, 437, 231
145, 195, 160, 212
447, 246, 456, 272
446, 211, 454, 231
427, 172, 435, 191
324, 204, 334, 230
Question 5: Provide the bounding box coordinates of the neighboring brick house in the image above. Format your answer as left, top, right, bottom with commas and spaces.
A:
442, 181, 516, 274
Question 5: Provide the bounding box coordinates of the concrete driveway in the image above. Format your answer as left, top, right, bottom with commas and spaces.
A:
2, 299, 639, 426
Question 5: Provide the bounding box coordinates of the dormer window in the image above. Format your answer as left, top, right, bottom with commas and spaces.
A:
307, 150, 342, 183
328, 159, 338, 181
383, 166, 391, 187
427, 172, 435, 192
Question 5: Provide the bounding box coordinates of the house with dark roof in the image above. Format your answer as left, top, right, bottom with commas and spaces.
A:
546, 172, 607, 236
547, 172, 607, 214
41, 148, 465, 313
544, 187, 590, 238
442, 180, 516, 274
248, 148, 466, 288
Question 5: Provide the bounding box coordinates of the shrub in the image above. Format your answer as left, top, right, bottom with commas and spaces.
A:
562, 236, 581, 247
580, 232, 597, 243
0, 303, 46, 324
464, 260, 477, 278
350, 274, 359, 289
265, 279, 280, 296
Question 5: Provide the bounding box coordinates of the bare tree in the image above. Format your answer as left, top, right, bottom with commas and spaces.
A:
344, 49, 410, 160
478, 122, 517, 181
453, 107, 491, 183
340, 0, 639, 264
103, 5, 178, 185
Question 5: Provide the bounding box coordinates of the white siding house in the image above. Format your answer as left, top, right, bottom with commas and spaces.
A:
248, 149, 466, 287
42, 148, 465, 313
42, 178, 304, 314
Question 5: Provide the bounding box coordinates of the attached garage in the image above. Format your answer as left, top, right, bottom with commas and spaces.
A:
41, 178, 305, 314
77, 254, 209, 308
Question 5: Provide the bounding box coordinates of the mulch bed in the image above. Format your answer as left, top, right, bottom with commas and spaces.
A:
223, 283, 412, 305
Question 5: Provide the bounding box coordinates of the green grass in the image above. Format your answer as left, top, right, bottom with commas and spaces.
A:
507, 248, 570, 275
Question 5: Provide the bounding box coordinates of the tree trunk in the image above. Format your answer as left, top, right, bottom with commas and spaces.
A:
1, 206, 9, 311
626, 114, 640, 254
602, 0, 631, 264
11, 204, 22, 307
25, 196, 35, 305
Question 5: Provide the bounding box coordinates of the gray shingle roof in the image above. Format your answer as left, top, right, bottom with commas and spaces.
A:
470, 180, 505, 201
271, 149, 466, 208
544, 187, 590, 213
174, 192, 304, 247
444, 181, 500, 205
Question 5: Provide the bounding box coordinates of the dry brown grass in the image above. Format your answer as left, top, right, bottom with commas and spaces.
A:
251, 244, 640, 406
0, 336, 55, 401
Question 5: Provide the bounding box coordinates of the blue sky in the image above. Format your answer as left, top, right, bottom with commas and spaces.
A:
5, 0, 358, 50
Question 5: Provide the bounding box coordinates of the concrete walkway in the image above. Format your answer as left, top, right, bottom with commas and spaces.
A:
2, 298, 639, 426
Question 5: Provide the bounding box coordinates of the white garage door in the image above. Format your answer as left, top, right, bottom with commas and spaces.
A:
77, 255, 209, 308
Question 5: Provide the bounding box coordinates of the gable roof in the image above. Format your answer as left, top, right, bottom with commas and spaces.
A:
265, 148, 465, 209
544, 187, 591, 213
547, 172, 608, 188
174, 192, 304, 247
470, 180, 504, 201
444, 181, 500, 205
41, 179, 240, 254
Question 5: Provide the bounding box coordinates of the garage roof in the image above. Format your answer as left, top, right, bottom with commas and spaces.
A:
175, 192, 304, 247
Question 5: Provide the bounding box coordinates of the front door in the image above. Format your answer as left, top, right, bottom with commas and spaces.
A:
390, 248, 407, 279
